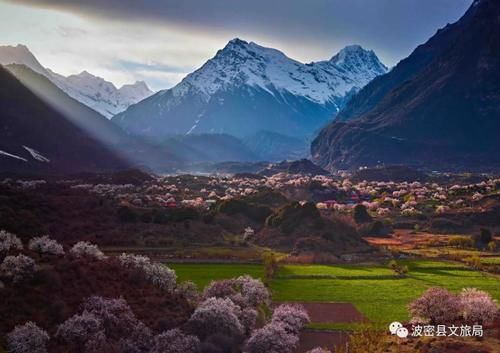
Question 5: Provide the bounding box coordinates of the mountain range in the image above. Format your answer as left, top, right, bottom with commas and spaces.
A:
113, 39, 387, 141
312, 0, 500, 172
0, 44, 153, 118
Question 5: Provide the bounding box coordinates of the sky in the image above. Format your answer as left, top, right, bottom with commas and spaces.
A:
0, 0, 473, 91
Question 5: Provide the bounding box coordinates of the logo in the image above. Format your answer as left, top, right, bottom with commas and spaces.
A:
389, 321, 408, 338
389, 322, 484, 338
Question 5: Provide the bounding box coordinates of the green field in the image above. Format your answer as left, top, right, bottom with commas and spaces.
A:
170, 263, 264, 289
169, 260, 500, 327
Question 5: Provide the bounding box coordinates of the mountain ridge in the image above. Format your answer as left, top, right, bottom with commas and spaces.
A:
0, 44, 153, 118
311, 0, 500, 172
113, 38, 387, 140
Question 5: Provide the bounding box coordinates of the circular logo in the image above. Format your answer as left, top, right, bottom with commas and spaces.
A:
389, 321, 403, 334
396, 327, 409, 338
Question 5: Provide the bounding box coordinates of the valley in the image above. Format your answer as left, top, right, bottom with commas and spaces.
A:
1, 0, 499, 352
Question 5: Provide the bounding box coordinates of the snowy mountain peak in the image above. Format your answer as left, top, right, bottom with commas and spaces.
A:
170, 38, 387, 105
0, 44, 154, 118
330, 45, 387, 74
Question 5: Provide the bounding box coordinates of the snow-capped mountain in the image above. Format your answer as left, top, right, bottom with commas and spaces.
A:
0, 44, 154, 118
48, 69, 153, 118
113, 38, 387, 139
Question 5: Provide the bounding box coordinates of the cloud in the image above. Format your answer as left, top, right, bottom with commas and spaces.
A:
7, 0, 473, 65
116, 60, 193, 74
2, 0, 473, 90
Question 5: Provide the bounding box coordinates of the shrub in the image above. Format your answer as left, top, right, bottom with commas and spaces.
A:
266, 202, 323, 234
408, 287, 460, 324
464, 254, 481, 269
117, 206, 138, 223
353, 204, 372, 224
472, 228, 493, 249
334, 329, 387, 353
448, 236, 474, 249
216, 199, 272, 223
151, 329, 199, 353
262, 251, 280, 286
0, 230, 23, 253
306, 349, 331, 353
7, 321, 49, 353
0, 254, 37, 283
271, 304, 310, 334
245, 322, 299, 353
459, 288, 498, 324
119, 254, 177, 292
388, 260, 408, 276
29, 235, 64, 256
188, 297, 243, 339
70, 242, 106, 260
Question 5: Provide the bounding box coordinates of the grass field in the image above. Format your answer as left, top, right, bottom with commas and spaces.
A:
169, 260, 500, 327
170, 263, 264, 289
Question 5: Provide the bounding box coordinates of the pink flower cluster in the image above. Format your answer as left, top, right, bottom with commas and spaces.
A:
409, 287, 498, 324
203, 275, 270, 309
29, 235, 64, 256
0, 254, 37, 283
245, 322, 299, 353
0, 230, 23, 253
57, 296, 152, 353
271, 304, 311, 334
244, 304, 309, 353
151, 328, 199, 353
188, 297, 244, 339
70, 241, 106, 260
118, 253, 177, 292
7, 321, 49, 353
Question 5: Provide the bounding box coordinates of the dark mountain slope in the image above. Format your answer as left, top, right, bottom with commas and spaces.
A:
312, 0, 500, 172
0, 65, 128, 174
3, 64, 183, 173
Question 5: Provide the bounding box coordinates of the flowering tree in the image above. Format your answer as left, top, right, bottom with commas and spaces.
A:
203, 276, 270, 309
119, 253, 177, 292
176, 281, 200, 305
188, 297, 244, 339
244, 322, 299, 353
0, 254, 37, 283
56, 312, 104, 350
7, 321, 49, 353
57, 296, 152, 353
151, 328, 199, 353
271, 304, 310, 334
70, 241, 106, 260
237, 275, 271, 307
145, 263, 177, 292
203, 279, 237, 300
408, 287, 460, 324
29, 235, 64, 256
240, 307, 258, 334
460, 288, 498, 324
0, 230, 23, 253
